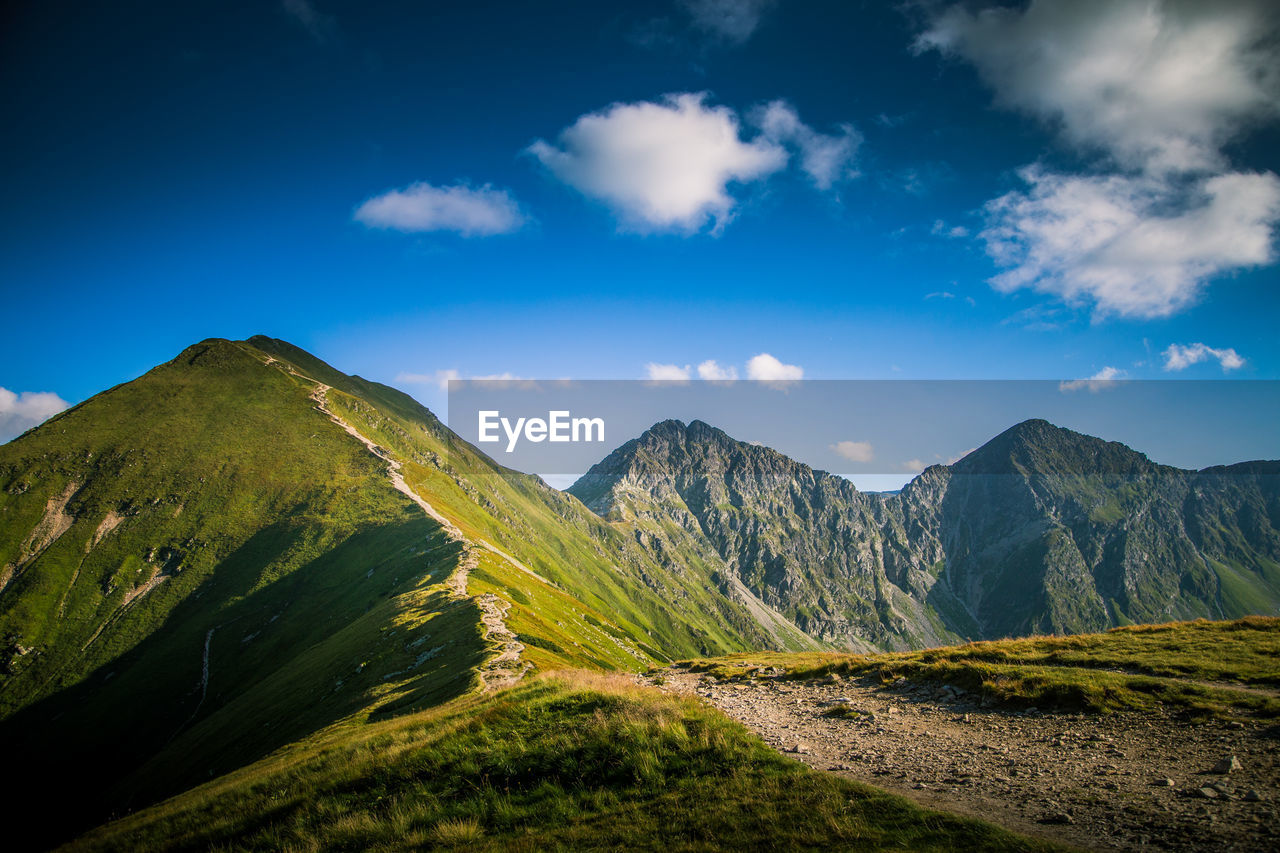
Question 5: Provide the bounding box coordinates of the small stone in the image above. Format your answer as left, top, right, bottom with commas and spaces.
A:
787, 743, 810, 754
1153, 778, 1175, 787
1039, 813, 1074, 825
1244, 790, 1261, 802
1193, 787, 1219, 799
1211, 755, 1241, 774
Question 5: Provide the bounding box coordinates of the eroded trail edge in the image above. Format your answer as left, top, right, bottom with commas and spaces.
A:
644, 666, 1279, 853
307, 380, 528, 692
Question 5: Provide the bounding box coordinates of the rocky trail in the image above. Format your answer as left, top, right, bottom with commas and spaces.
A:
306, 379, 530, 692
643, 666, 1279, 852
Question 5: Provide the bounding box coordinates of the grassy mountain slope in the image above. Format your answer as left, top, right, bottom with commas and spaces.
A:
680, 616, 1280, 719
65, 670, 1054, 853
0, 337, 818, 848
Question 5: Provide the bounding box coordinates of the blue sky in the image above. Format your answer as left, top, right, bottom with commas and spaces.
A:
3, 0, 1279, 449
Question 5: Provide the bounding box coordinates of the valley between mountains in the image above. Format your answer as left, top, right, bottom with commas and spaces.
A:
1, 336, 1278, 851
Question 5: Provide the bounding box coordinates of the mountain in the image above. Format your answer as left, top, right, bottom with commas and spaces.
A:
0, 337, 817, 849
4, 337, 1277, 848
569, 418, 1280, 647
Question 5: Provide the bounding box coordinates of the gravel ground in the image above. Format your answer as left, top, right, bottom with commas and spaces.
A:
642, 666, 1280, 852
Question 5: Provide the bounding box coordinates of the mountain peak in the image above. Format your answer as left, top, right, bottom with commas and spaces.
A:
953, 418, 1155, 476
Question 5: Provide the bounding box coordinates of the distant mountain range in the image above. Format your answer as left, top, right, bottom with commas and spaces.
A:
571, 418, 1280, 648
1, 337, 1277, 845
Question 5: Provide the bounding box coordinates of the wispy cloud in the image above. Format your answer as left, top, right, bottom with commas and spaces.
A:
0, 387, 69, 443
397, 369, 532, 391
930, 219, 968, 238
1059, 366, 1123, 393
1162, 343, 1245, 372
644, 362, 693, 382
753, 100, 861, 190
354, 183, 526, 236
281, 0, 338, 45
831, 440, 874, 463
681, 0, 775, 45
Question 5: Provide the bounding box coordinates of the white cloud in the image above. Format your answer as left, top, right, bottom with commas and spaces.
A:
354, 182, 526, 236
831, 440, 874, 463
645, 362, 692, 382
1162, 343, 1245, 371
754, 100, 861, 190
745, 352, 803, 384
282, 0, 337, 45
1059, 366, 1124, 393
681, 0, 774, 44
529, 93, 787, 234
919, 1, 1280, 320
696, 359, 738, 381
902, 458, 928, 473
981, 167, 1280, 318
917, 0, 1280, 174
0, 388, 69, 443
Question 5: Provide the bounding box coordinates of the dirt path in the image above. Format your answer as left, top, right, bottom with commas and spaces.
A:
644, 666, 1279, 852
306, 380, 530, 692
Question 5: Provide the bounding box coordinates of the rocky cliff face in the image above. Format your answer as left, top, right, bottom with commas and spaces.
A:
569, 419, 1280, 648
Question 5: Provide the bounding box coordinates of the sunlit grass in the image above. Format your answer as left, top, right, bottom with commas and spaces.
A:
679, 617, 1280, 717
67, 670, 1058, 852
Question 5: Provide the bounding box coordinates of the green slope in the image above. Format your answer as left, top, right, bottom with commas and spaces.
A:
681, 616, 1280, 718
64, 671, 1055, 853
0, 336, 817, 849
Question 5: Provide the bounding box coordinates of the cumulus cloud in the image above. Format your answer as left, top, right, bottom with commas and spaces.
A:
754, 100, 861, 190
697, 359, 738, 381
354, 183, 526, 236
745, 352, 803, 384
902, 458, 928, 473
981, 167, 1280, 317
529, 93, 787, 234
681, 0, 775, 44
831, 440, 875, 463
1059, 366, 1124, 393
645, 362, 693, 382
1162, 343, 1245, 371
919, 1, 1280, 320
916, 0, 1280, 174
0, 388, 69, 443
